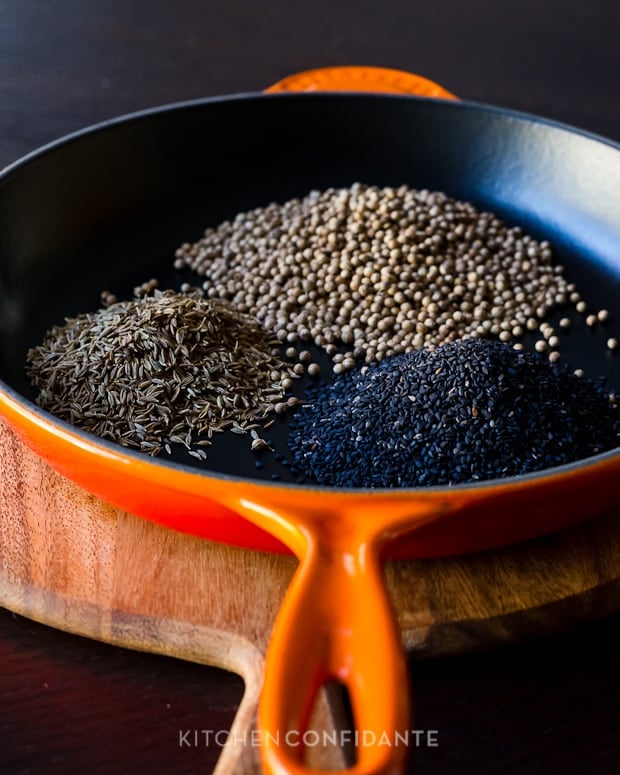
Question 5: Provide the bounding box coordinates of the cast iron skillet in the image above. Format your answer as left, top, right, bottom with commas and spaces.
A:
0, 68, 619, 774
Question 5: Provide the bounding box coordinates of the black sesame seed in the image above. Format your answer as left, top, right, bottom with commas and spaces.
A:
288, 339, 619, 488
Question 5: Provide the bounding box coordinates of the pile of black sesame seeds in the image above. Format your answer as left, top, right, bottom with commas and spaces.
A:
26, 287, 298, 457
288, 339, 619, 488
173, 182, 616, 372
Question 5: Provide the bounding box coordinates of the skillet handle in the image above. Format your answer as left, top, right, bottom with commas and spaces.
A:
265, 65, 458, 100
258, 535, 410, 775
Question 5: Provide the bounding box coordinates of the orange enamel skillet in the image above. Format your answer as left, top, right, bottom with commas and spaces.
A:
0, 67, 619, 774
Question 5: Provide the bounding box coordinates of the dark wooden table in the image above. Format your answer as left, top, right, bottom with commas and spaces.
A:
1, 1, 619, 773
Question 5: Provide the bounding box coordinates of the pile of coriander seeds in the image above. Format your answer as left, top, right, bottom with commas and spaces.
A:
174, 182, 613, 371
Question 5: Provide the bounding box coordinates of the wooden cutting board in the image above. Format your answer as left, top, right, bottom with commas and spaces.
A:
1, 417, 620, 773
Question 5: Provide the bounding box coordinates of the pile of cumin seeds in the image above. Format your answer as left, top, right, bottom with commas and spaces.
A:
174, 182, 581, 371
26, 288, 298, 457
288, 339, 619, 488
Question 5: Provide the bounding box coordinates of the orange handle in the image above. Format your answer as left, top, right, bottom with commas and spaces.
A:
259, 535, 410, 775
266, 65, 457, 100
252, 65, 455, 774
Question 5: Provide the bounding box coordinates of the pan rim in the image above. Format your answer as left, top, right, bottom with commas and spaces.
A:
2, 89, 620, 183
1, 90, 619, 496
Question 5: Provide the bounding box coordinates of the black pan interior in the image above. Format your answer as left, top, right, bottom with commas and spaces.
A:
0, 93, 619, 483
